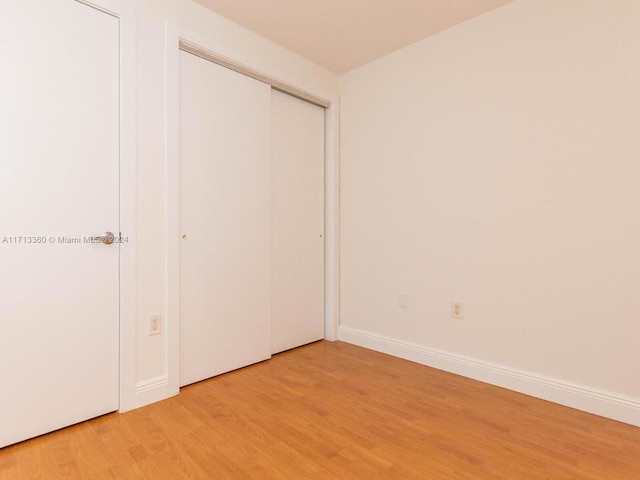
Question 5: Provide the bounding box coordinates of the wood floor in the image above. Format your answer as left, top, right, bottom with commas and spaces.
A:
1, 341, 638, 479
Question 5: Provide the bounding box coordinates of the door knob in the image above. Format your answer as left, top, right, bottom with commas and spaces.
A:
98, 231, 115, 245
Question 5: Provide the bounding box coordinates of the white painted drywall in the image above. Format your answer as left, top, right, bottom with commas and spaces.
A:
339, 0, 640, 414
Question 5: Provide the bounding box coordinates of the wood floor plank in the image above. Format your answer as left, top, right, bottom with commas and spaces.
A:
0, 341, 638, 479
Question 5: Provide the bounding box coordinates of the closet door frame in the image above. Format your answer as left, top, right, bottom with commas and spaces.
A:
164, 23, 340, 395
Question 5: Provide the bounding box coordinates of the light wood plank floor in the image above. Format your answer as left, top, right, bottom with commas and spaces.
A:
1, 341, 638, 479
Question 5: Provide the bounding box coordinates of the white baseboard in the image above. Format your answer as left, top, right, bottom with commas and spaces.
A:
339, 326, 640, 427
131, 374, 177, 410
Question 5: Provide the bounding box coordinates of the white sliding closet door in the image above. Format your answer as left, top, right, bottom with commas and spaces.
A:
179, 51, 272, 387
271, 90, 325, 354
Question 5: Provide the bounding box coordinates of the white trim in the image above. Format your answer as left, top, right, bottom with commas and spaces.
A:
136, 375, 169, 393
75, 0, 120, 17
323, 99, 340, 342
76, 0, 137, 413
165, 24, 181, 399
179, 40, 329, 108
339, 326, 640, 427
164, 22, 341, 393
134, 375, 171, 408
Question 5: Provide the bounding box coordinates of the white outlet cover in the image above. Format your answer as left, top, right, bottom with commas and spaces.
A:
150, 313, 161, 335
451, 302, 464, 319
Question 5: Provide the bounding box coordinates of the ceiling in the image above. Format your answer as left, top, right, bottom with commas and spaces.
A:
192, 0, 515, 74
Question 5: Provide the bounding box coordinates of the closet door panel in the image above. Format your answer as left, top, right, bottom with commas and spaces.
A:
179, 51, 271, 386
271, 90, 325, 354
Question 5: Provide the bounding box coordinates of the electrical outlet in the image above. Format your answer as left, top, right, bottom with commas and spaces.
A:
451, 302, 464, 319
150, 314, 161, 335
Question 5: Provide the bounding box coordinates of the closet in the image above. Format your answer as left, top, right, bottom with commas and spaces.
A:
179, 50, 324, 386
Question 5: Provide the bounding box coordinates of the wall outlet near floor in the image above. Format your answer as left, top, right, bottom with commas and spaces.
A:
150, 314, 161, 335
451, 302, 464, 319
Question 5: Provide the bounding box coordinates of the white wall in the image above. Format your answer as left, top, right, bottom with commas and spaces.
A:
339, 0, 640, 425
130, 0, 337, 406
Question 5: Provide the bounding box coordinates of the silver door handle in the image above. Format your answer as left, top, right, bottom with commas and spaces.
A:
90, 231, 115, 245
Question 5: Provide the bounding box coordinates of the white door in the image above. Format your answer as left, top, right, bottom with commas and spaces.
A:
179, 51, 272, 387
0, 0, 120, 447
271, 90, 325, 354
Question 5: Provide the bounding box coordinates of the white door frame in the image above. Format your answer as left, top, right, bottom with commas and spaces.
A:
164, 23, 340, 396
74, 0, 137, 412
